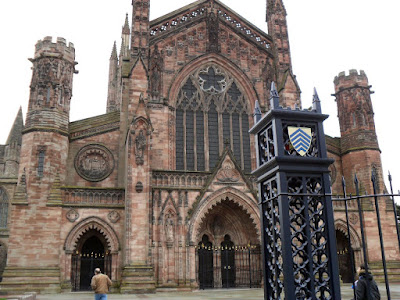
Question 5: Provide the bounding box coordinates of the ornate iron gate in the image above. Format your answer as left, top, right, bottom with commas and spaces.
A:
71, 252, 111, 291
196, 245, 262, 289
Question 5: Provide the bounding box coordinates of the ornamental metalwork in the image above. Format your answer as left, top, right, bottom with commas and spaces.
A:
260, 177, 283, 299
257, 122, 275, 165
176, 65, 251, 172
287, 175, 332, 299
74, 144, 115, 182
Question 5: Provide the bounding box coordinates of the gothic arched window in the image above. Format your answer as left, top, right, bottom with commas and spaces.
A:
176, 65, 251, 172
0, 188, 8, 229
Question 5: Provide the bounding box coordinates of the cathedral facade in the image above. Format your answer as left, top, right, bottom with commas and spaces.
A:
0, 0, 399, 294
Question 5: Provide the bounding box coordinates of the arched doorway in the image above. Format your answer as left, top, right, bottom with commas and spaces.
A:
71, 229, 111, 291
195, 197, 261, 289
336, 230, 355, 283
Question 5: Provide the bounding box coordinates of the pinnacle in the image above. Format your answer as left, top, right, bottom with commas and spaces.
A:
6, 107, 24, 146
111, 41, 118, 59
122, 13, 130, 35
312, 87, 321, 113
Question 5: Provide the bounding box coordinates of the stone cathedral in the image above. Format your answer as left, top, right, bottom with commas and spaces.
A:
0, 0, 399, 294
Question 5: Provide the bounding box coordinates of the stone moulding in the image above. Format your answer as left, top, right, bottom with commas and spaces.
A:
74, 144, 115, 182
62, 187, 124, 207
152, 170, 210, 189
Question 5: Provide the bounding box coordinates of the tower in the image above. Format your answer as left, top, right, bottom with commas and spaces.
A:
1, 37, 77, 294
266, 0, 300, 108
334, 70, 380, 193
333, 70, 400, 272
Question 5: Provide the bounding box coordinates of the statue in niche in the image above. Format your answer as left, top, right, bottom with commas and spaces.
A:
149, 45, 164, 102
165, 213, 175, 245
135, 130, 146, 165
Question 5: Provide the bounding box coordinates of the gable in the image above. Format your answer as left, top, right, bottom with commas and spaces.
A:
149, 0, 273, 54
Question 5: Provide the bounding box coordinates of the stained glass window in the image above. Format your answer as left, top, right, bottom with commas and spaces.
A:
175, 65, 251, 172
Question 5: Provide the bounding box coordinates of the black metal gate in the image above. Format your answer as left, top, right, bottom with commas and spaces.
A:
71, 252, 112, 291
332, 172, 400, 300
196, 244, 262, 289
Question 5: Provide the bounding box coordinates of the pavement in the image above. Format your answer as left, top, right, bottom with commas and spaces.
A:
32, 284, 400, 300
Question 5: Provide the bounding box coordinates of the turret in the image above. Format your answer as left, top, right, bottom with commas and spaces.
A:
334, 70, 378, 152
0, 38, 77, 293
333, 70, 382, 193
3, 108, 24, 177
107, 42, 119, 112
26, 37, 77, 133
131, 0, 150, 57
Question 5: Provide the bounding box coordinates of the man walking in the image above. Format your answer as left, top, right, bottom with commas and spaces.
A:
91, 268, 112, 300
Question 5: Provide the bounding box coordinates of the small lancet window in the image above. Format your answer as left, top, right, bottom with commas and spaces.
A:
58, 88, 63, 105
0, 188, 8, 229
37, 150, 45, 177
46, 87, 51, 104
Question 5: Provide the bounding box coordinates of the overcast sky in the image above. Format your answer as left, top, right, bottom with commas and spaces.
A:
1, 0, 399, 194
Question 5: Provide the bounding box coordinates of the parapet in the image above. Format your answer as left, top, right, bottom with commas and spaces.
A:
334, 69, 369, 92
33, 36, 75, 63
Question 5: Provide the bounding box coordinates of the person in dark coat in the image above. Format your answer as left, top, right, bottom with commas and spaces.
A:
353, 264, 380, 300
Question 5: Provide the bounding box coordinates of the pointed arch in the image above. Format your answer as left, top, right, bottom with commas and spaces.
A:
335, 219, 362, 250
64, 216, 120, 254
188, 187, 260, 243
168, 53, 259, 112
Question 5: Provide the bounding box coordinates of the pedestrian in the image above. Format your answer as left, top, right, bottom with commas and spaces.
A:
91, 267, 112, 300
352, 264, 380, 300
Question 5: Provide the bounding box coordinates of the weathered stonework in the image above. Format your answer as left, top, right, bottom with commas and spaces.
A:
0, 0, 398, 295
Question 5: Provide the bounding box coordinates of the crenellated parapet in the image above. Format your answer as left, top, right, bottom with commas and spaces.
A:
26, 37, 78, 132
334, 69, 369, 91
33, 36, 76, 62
333, 69, 376, 144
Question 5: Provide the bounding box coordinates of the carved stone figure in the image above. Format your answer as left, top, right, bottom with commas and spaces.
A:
66, 209, 79, 222
135, 130, 147, 165
217, 160, 239, 183
165, 213, 175, 245
150, 45, 164, 102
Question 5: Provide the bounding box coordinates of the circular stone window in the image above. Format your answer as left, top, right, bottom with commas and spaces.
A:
74, 144, 115, 182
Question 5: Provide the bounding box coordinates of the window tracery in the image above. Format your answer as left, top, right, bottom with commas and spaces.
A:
175, 65, 251, 172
